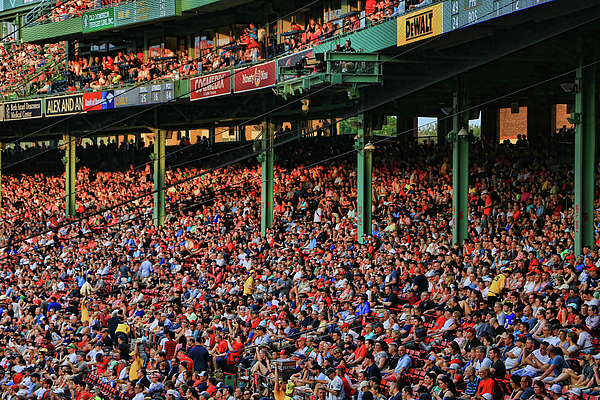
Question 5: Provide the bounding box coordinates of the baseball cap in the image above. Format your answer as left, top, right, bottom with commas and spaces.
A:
167, 390, 179, 397
550, 385, 562, 394
286, 382, 295, 394
572, 388, 582, 397
482, 394, 493, 400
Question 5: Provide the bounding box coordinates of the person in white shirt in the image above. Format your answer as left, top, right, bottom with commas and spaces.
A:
513, 340, 551, 376
132, 383, 146, 400
322, 367, 344, 400
505, 336, 525, 371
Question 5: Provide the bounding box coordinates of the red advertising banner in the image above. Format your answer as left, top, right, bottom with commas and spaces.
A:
234, 61, 276, 93
83, 92, 103, 111
190, 71, 231, 101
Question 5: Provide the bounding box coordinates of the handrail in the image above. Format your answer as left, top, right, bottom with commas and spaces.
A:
5, 2, 442, 102
4, 48, 67, 99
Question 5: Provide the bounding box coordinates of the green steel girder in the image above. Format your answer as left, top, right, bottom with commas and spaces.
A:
574, 57, 596, 255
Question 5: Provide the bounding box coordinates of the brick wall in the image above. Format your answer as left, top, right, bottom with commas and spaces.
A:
499, 104, 570, 142
499, 106, 527, 142
555, 104, 571, 131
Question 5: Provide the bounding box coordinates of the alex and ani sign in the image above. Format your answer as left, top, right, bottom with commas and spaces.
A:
46, 95, 85, 117
397, 3, 443, 46
190, 71, 231, 101
234, 61, 276, 93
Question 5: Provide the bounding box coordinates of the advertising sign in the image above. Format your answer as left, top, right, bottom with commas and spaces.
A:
46, 94, 85, 117
190, 71, 231, 101
4, 99, 42, 120
82, 8, 114, 33
234, 61, 276, 93
83, 91, 115, 111
443, 0, 553, 32
114, 0, 177, 27
139, 82, 174, 105
397, 3, 443, 46
115, 88, 139, 108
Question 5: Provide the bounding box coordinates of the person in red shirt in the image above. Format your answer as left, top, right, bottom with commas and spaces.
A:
75, 381, 93, 400
177, 348, 194, 371
163, 332, 178, 361
347, 336, 367, 366
91, 353, 109, 376
211, 333, 229, 370
476, 367, 496, 398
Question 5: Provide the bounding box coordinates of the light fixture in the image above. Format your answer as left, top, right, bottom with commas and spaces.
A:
560, 80, 580, 94
301, 99, 310, 113
364, 142, 375, 152
441, 107, 454, 116
457, 127, 469, 137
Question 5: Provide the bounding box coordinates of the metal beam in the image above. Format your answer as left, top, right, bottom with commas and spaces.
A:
153, 129, 166, 226
260, 120, 274, 237
574, 60, 596, 254
452, 75, 470, 247
356, 113, 373, 243
64, 132, 76, 217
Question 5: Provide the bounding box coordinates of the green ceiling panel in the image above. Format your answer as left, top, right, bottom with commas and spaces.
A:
314, 19, 397, 55
22, 16, 81, 42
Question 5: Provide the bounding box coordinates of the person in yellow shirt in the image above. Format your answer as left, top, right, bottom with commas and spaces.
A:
274, 367, 299, 400
243, 270, 257, 302
129, 341, 143, 381
488, 268, 512, 306
115, 321, 131, 340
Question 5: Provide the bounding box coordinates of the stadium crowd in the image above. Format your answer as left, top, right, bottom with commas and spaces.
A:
0, 43, 66, 98
0, 134, 596, 400
18, 0, 412, 97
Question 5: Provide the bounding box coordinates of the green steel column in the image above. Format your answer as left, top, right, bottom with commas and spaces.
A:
356, 114, 373, 243
64, 133, 76, 217
153, 129, 166, 226
574, 61, 596, 254
452, 76, 470, 247
260, 121, 274, 237
0, 147, 2, 214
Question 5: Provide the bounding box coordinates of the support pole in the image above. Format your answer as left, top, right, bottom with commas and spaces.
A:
452, 75, 470, 247
153, 129, 166, 226
64, 133, 76, 217
0, 146, 3, 214
260, 121, 274, 237
356, 113, 373, 243
574, 60, 596, 254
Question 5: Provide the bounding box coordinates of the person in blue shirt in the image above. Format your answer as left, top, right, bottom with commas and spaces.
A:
356, 295, 370, 316
385, 345, 412, 382
187, 336, 210, 372
504, 301, 517, 329
539, 345, 570, 384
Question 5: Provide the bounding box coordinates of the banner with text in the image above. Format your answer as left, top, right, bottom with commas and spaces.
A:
82, 8, 114, 33
190, 71, 231, 101
4, 99, 42, 120
397, 3, 443, 46
114, 0, 177, 28
234, 61, 276, 93
139, 82, 174, 105
46, 95, 85, 117
115, 88, 139, 108
83, 91, 115, 111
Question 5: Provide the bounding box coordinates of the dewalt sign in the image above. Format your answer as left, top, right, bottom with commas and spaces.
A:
397, 3, 443, 46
